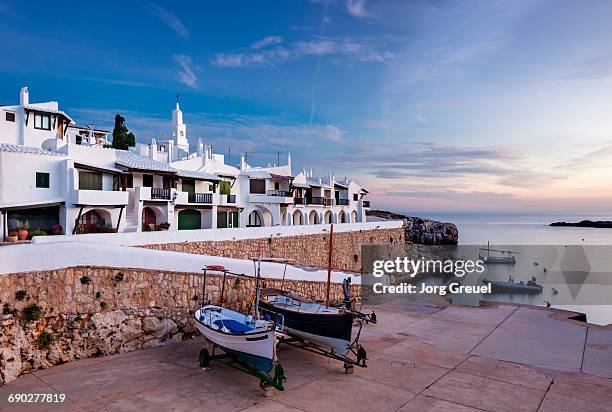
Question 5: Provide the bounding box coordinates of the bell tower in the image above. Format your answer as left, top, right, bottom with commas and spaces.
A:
172, 93, 189, 151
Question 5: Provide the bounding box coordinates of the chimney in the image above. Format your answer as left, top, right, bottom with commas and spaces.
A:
287, 152, 292, 174
150, 138, 157, 159
20, 87, 29, 106
240, 154, 246, 171
197, 138, 204, 157
167, 140, 174, 162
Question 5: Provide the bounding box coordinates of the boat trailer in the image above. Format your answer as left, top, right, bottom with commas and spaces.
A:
274, 321, 368, 374
198, 342, 286, 392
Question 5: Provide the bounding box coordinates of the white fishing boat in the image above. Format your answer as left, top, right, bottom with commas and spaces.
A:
195, 305, 277, 372
479, 242, 518, 264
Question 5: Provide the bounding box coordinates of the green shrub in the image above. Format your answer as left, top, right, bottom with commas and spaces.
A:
2, 303, 18, 316
28, 229, 47, 239
15, 290, 27, 301
114, 272, 124, 281
100, 301, 108, 309
80, 275, 91, 285
95, 291, 101, 299
37, 331, 55, 349
22, 304, 44, 321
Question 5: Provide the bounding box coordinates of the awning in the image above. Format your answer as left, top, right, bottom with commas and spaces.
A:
0, 200, 64, 211
74, 161, 123, 175
243, 169, 272, 179
176, 169, 220, 181
291, 182, 310, 188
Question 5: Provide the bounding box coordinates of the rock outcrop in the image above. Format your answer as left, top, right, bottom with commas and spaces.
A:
367, 210, 459, 245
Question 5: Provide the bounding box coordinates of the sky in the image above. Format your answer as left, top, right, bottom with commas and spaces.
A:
2, 0, 612, 214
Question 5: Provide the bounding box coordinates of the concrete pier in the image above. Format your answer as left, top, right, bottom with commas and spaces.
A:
1, 299, 611, 411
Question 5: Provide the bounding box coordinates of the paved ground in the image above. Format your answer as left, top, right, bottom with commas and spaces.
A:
1, 299, 612, 411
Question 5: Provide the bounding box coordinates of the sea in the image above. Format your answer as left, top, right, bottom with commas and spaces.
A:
399, 213, 612, 326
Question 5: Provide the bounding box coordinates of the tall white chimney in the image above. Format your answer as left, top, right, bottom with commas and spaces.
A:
240, 154, 246, 171
150, 138, 157, 159
197, 138, 204, 157
20, 87, 29, 106
287, 152, 292, 174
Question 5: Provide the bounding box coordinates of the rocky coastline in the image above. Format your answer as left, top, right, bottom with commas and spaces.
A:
367, 210, 459, 245
550, 220, 612, 228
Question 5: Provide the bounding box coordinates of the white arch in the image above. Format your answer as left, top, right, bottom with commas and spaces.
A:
351, 210, 358, 223
308, 210, 319, 225
292, 209, 304, 225
339, 210, 348, 223
324, 210, 333, 224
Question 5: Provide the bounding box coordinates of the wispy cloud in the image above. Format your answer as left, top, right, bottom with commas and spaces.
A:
212, 37, 394, 68
172, 54, 198, 88
346, 0, 369, 18
565, 56, 612, 80
251, 36, 283, 49
147, 3, 189, 38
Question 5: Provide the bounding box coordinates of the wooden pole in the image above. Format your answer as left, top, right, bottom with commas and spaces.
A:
326, 223, 334, 308
280, 262, 288, 291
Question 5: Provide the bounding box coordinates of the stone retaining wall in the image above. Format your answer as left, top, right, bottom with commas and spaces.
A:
0, 266, 358, 385
142, 227, 405, 272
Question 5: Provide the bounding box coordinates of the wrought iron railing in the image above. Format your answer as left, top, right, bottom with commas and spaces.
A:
268, 190, 292, 197
294, 197, 306, 205
336, 199, 349, 206
151, 188, 171, 200
189, 193, 213, 203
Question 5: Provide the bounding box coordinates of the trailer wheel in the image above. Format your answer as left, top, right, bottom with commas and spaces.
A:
199, 349, 211, 370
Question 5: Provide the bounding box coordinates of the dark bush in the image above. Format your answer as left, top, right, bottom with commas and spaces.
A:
22, 304, 44, 321
15, 290, 27, 301
37, 331, 55, 349
114, 272, 124, 281
80, 275, 91, 285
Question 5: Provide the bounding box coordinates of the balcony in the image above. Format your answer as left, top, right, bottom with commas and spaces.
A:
268, 190, 292, 197
151, 188, 171, 200
362, 200, 370, 208
294, 197, 306, 205
336, 199, 349, 206
188, 193, 213, 204
72, 189, 128, 206
307, 197, 333, 206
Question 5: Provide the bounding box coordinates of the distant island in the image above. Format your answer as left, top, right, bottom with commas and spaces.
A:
550, 220, 612, 228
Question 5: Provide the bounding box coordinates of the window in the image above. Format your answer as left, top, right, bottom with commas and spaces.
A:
250, 179, 266, 194
5, 112, 15, 122
182, 179, 195, 194
36, 172, 50, 188
248, 211, 262, 227
353, 193, 358, 201
79, 171, 103, 190
274, 181, 280, 190
163, 175, 172, 189
125, 174, 133, 188
143, 174, 153, 187
34, 113, 51, 130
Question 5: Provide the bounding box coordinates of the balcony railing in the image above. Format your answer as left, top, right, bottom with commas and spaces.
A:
225, 194, 236, 203
336, 199, 349, 206
307, 197, 332, 206
268, 190, 292, 197
294, 197, 306, 205
363, 200, 370, 208
189, 192, 213, 203
151, 188, 171, 200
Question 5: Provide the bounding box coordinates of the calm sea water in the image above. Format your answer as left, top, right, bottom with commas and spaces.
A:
399, 213, 612, 325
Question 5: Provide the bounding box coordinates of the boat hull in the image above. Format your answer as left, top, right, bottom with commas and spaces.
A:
195, 307, 276, 372
258, 293, 354, 355
483, 279, 542, 294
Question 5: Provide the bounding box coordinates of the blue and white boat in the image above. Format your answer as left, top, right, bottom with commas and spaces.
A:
195, 305, 277, 373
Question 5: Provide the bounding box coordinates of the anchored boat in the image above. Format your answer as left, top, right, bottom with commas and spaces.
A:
479, 242, 519, 264
483, 278, 543, 294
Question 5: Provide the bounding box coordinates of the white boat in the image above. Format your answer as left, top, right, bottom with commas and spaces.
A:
195, 305, 277, 372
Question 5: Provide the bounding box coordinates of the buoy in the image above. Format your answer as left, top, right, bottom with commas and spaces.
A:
550, 288, 558, 295
544, 301, 552, 307
534, 262, 539, 266
543, 268, 547, 273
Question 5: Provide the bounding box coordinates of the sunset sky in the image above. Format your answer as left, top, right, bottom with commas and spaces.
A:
2, 0, 612, 213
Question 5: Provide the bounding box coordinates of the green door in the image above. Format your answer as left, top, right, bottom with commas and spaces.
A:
178, 209, 201, 230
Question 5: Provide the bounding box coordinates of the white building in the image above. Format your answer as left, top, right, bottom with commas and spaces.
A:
0, 87, 370, 239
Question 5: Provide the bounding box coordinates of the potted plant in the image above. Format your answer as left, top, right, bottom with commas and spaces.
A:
158, 222, 170, 231
7, 230, 18, 243
16, 220, 29, 240
51, 224, 63, 235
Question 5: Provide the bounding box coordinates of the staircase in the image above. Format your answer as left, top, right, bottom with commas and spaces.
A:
123, 206, 139, 232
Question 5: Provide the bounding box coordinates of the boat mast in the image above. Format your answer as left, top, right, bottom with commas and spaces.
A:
219, 269, 227, 308
255, 256, 261, 319
326, 223, 334, 308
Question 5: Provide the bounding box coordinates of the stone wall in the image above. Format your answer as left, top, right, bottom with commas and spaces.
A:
142, 227, 405, 272
0, 266, 358, 385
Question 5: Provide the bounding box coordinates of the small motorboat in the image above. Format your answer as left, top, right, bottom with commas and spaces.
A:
259, 288, 354, 355
479, 242, 518, 264
195, 305, 277, 373
483, 278, 543, 294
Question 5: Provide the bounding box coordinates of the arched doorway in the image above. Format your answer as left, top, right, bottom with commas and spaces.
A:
339, 210, 347, 223
142, 207, 157, 230
78, 210, 109, 233
247, 210, 263, 227
324, 210, 332, 224
351, 210, 358, 223
178, 209, 201, 230
292, 210, 303, 225
309, 210, 319, 225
